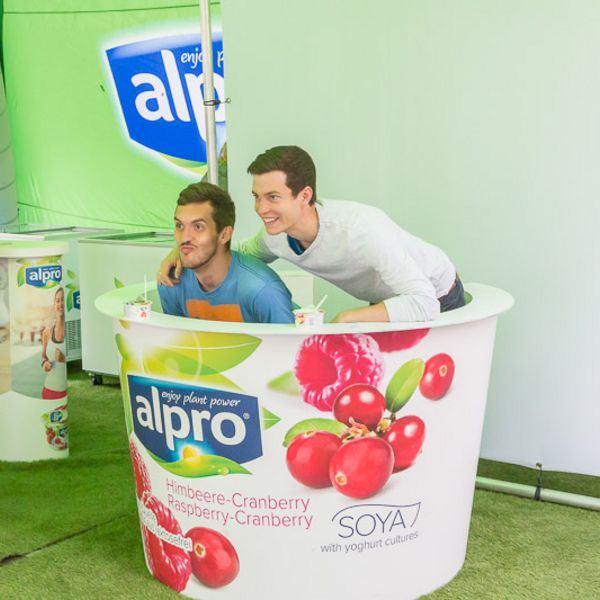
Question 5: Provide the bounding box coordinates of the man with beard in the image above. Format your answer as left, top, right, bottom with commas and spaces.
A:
158, 182, 294, 323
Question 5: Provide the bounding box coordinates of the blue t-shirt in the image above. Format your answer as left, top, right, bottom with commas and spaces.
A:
158, 251, 294, 324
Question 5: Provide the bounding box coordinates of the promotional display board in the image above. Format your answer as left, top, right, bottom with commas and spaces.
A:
0, 240, 69, 461
3, 0, 224, 230
0, 225, 123, 361
96, 282, 512, 599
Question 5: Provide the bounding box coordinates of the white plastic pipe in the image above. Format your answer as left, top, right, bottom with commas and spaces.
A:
476, 476, 600, 511
199, 0, 219, 184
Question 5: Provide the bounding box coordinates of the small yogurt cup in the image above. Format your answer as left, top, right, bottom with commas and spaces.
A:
124, 300, 152, 320
293, 308, 325, 327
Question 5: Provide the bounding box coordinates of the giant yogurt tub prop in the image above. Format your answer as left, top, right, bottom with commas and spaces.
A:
96, 283, 513, 599
0, 240, 69, 460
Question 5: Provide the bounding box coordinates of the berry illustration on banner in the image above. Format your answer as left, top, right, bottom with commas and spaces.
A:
420, 353, 455, 400
129, 438, 151, 499
186, 527, 240, 588
368, 328, 429, 353
383, 415, 426, 472
294, 334, 384, 411
333, 383, 386, 430
286, 431, 342, 488
329, 437, 394, 499
141, 493, 192, 592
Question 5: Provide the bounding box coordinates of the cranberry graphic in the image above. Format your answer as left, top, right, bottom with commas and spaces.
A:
286, 431, 342, 488
53, 437, 67, 450
333, 383, 386, 429
186, 527, 240, 588
294, 334, 384, 411
329, 437, 394, 499
368, 329, 429, 353
129, 439, 151, 499
383, 415, 425, 471
142, 494, 192, 592
420, 353, 455, 400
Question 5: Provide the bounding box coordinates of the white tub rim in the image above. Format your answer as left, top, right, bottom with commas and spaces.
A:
0, 240, 69, 258
95, 282, 513, 336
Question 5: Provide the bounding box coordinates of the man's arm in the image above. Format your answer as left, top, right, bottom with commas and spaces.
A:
157, 248, 182, 287
234, 229, 278, 263
348, 213, 441, 322
332, 302, 390, 323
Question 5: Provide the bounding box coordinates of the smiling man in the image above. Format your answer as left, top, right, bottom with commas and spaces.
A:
159, 146, 464, 322
157, 182, 294, 324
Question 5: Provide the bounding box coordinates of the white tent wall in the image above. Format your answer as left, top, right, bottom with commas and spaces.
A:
221, 0, 600, 476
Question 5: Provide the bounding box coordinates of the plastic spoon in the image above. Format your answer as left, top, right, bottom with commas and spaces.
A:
314, 294, 328, 312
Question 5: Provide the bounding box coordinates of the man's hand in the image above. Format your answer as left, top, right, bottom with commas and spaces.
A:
331, 303, 390, 323
157, 248, 182, 287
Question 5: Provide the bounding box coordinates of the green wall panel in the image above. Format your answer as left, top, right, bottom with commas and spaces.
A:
3, 1, 221, 229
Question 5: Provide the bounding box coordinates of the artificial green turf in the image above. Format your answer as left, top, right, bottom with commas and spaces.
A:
0, 513, 175, 599
0, 366, 134, 558
429, 491, 600, 599
1, 364, 599, 599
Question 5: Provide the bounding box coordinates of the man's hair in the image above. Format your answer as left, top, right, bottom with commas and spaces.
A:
177, 182, 235, 248
247, 145, 317, 205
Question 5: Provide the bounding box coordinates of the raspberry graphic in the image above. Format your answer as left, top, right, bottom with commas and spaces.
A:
141, 493, 192, 592
294, 334, 384, 411
368, 329, 429, 353
129, 439, 151, 499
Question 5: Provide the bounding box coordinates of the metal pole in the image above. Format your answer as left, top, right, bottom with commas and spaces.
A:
476, 476, 600, 511
199, 0, 219, 185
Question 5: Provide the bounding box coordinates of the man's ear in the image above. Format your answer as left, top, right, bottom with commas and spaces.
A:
299, 186, 314, 206
219, 225, 234, 246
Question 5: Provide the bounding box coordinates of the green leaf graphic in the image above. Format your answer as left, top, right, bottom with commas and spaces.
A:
385, 358, 425, 414
262, 406, 281, 430
67, 270, 76, 279
283, 418, 346, 447
120, 357, 140, 435
66, 292, 73, 312
267, 371, 300, 396
17, 267, 25, 287
149, 451, 251, 478
114, 277, 125, 289
142, 331, 261, 376
115, 333, 133, 359
118, 333, 242, 390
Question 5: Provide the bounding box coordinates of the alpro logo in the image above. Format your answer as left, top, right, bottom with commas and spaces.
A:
24, 265, 62, 288
104, 32, 225, 174
128, 375, 262, 466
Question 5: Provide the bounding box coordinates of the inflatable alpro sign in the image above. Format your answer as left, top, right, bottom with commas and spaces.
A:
0, 245, 69, 462
104, 27, 225, 176
112, 314, 501, 600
